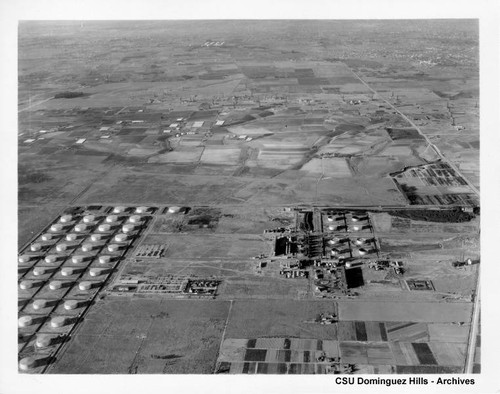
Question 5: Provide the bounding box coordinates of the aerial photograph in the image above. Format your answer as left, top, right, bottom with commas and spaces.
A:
17, 19, 480, 376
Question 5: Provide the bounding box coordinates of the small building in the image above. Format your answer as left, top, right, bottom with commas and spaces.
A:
76, 138, 86, 144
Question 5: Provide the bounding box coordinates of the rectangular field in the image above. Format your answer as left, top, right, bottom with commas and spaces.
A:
225, 300, 338, 340
49, 298, 230, 374
337, 301, 472, 323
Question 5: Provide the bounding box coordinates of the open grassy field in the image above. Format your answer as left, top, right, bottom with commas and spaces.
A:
200, 147, 241, 165
301, 157, 352, 177
148, 147, 204, 163
141, 233, 268, 260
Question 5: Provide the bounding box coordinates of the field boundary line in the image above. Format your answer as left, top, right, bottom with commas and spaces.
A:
213, 299, 233, 373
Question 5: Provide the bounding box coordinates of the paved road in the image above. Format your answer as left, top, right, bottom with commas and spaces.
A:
348, 69, 480, 198
465, 268, 480, 373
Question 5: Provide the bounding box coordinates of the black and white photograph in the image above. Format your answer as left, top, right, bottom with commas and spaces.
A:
1, 1, 499, 393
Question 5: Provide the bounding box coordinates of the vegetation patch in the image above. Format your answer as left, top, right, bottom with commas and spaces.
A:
54, 91, 85, 99
388, 208, 475, 223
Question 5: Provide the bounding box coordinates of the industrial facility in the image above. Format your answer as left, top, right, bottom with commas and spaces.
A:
17, 205, 157, 373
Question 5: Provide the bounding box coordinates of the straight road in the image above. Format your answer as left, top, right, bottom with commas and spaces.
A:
465, 268, 480, 373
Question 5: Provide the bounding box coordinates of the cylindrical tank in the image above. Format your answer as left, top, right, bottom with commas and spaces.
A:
35, 334, 59, 348
65, 233, 78, 241
330, 249, 339, 256
352, 225, 361, 231
59, 214, 72, 223
50, 223, 63, 232
358, 248, 368, 256
89, 267, 110, 277
328, 225, 335, 231
49, 280, 71, 290
168, 206, 180, 213
98, 255, 112, 264
328, 238, 339, 245
128, 215, 142, 224
90, 233, 103, 242
18, 255, 32, 264
44, 255, 58, 264
113, 206, 126, 214
327, 216, 334, 222
49, 280, 63, 290
81, 243, 94, 252
71, 255, 85, 264
50, 316, 68, 328
355, 238, 366, 245
107, 244, 120, 252
122, 224, 135, 233
83, 214, 95, 223
98, 224, 111, 232
18, 315, 34, 327
19, 280, 39, 290
105, 215, 118, 223
41, 233, 53, 241
64, 300, 80, 310
74, 223, 87, 233
19, 356, 38, 371
135, 206, 149, 214
30, 243, 42, 252
56, 243, 68, 252
79, 281, 98, 291
114, 233, 128, 242
32, 299, 49, 310
61, 267, 75, 276
33, 267, 49, 276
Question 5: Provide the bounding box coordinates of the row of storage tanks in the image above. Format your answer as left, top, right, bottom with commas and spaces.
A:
326, 236, 377, 258
18, 207, 154, 372
325, 213, 371, 232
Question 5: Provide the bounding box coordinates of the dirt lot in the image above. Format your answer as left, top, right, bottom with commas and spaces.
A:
141, 233, 268, 260
49, 298, 230, 374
